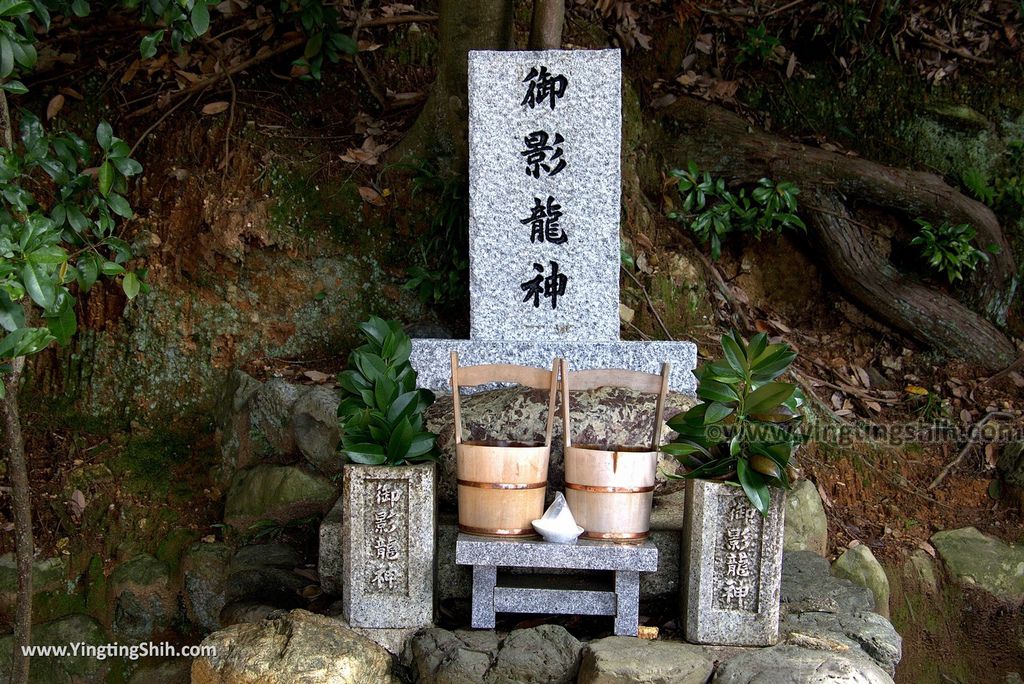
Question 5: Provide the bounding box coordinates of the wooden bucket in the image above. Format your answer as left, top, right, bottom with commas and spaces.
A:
451, 352, 559, 537
561, 359, 670, 543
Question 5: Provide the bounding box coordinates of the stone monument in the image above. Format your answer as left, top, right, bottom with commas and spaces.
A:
339, 463, 435, 649
410, 49, 697, 390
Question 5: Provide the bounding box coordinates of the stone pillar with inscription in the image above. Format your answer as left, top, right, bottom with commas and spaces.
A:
682, 478, 785, 646
409, 49, 697, 393
341, 463, 435, 629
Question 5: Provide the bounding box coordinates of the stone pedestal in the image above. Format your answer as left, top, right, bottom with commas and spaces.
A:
341, 463, 436, 628
682, 479, 785, 646
455, 534, 658, 636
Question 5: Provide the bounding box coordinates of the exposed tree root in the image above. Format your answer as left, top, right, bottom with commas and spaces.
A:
653, 96, 1018, 370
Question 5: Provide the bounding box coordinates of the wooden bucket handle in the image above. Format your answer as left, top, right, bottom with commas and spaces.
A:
450, 351, 559, 447
561, 358, 671, 451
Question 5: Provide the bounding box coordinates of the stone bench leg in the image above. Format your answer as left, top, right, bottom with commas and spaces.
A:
613, 570, 640, 636
471, 565, 497, 629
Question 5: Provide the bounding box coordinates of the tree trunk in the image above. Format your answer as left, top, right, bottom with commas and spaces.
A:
653, 96, 1017, 370
0, 88, 32, 684
2, 357, 32, 684
528, 0, 565, 49
389, 0, 515, 174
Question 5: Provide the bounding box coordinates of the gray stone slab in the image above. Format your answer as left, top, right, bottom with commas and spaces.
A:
455, 534, 658, 571
682, 479, 785, 646
471, 565, 497, 629
411, 338, 697, 394
341, 463, 436, 628
493, 586, 616, 615
318, 497, 343, 596
468, 49, 621, 342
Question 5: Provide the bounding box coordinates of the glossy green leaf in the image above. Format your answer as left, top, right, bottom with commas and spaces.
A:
190, 0, 210, 35
98, 161, 114, 196
140, 30, 164, 59
43, 295, 76, 345
703, 402, 734, 425
744, 382, 796, 416
0, 290, 24, 332
21, 261, 55, 309
721, 332, 747, 377
96, 121, 113, 151
697, 378, 739, 404
737, 458, 770, 516
0, 326, 54, 359
343, 443, 387, 465
122, 272, 140, 299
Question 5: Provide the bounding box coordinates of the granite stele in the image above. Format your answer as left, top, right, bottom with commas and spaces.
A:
410, 49, 696, 391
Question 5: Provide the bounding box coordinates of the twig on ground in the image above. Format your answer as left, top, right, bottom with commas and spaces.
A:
620, 266, 673, 340
927, 411, 1014, 491
129, 91, 199, 156
981, 354, 1024, 386
222, 69, 238, 170
352, 0, 388, 110
127, 37, 305, 119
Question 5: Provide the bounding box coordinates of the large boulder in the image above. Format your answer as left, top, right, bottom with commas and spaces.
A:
411, 624, 582, 684
192, 609, 396, 684
0, 554, 78, 623
292, 385, 343, 476
931, 527, 1024, 602
109, 554, 176, 643
223, 464, 335, 531
711, 644, 894, 683
578, 636, 714, 684
783, 479, 828, 556
0, 614, 108, 683
779, 551, 901, 676
424, 386, 696, 508
832, 545, 890, 618
181, 542, 234, 633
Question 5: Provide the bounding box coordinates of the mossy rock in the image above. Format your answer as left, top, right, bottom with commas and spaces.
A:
832, 545, 891, 619
223, 464, 336, 531
0, 614, 109, 683
108, 554, 176, 643
931, 527, 1024, 603
0, 555, 82, 623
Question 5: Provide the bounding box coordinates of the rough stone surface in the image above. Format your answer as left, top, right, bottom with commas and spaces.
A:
341, 464, 435, 628
903, 549, 939, 594
181, 542, 234, 633
578, 636, 714, 684
424, 386, 697, 510
250, 377, 302, 456
780, 609, 902, 676
777, 551, 901, 676
319, 497, 344, 596
214, 370, 264, 484
683, 478, 785, 646
711, 644, 895, 683
411, 625, 581, 684
0, 554, 68, 617
456, 535, 657, 571
224, 542, 305, 610
109, 554, 175, 642
327, 612, 419, 657
412, 339, 698, 394
293, 385, 343, 476
223, 464, 336, 530
0, 614, 108, 683
468, 49, 621, 342
128, 658, 191, 684
780, 551, 875, 615
192, 609, 396, 684
832, 545, 891, 618
931, 526, 1024, 602
783, 479, 828, 556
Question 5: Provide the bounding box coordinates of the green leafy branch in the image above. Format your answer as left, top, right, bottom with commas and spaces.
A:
664, 330, 804, 515
336, 316, 438, 466
668, 162, 805, 259
910, 219, 996, 284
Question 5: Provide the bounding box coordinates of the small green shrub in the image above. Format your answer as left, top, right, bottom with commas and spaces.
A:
336, 316, 438, 466
664, 330, 804, 516
737, 23, 781, 64
910, 219, 996, 283
667, 162, 805, 259
402, 160, 469, 310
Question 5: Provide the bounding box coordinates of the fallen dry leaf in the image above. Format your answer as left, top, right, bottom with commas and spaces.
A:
202, 101, 230, 115
303, 370, 332, 383
359, 186, 384, 206
46, 94, 64, 120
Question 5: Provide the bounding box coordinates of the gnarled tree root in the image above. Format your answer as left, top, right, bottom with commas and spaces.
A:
654, 96, 1018, 370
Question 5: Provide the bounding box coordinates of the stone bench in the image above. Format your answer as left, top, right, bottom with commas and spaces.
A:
454, 534, 658, 636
